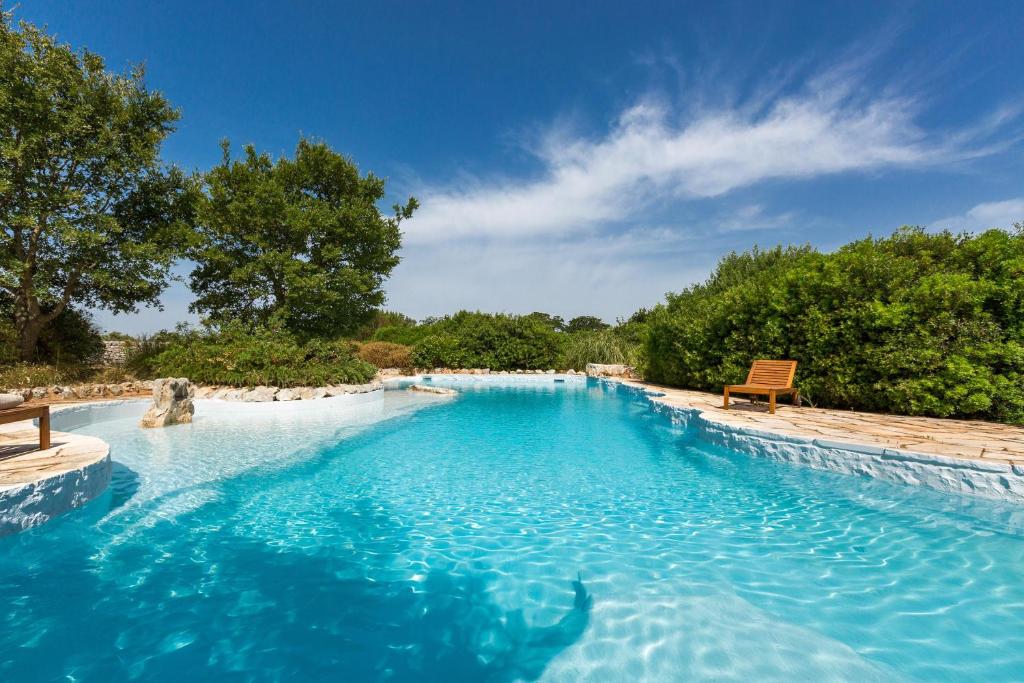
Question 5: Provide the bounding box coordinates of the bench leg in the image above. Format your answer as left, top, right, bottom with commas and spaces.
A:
723, 387, 730, 410
769, 389, 776, 414
39, 409, 50, 450
793, 390, 800, 407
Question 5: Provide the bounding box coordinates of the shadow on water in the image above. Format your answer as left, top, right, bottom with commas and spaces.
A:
0, 483, 592, 682
106, 461, 141, 512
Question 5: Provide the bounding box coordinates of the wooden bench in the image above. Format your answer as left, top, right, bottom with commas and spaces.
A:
723, 360, 800, 414
0, 405, 51, 450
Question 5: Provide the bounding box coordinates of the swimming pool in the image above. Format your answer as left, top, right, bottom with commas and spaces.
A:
2, 378, 1022, 681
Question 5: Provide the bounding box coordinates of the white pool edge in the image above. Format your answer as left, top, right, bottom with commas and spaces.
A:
603, 379, 1024, 505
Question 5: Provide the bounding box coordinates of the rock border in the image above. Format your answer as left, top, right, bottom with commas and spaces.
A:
194, 382, 382, 402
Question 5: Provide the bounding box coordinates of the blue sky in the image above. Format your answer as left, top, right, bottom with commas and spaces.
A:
16, 1, 1024, 332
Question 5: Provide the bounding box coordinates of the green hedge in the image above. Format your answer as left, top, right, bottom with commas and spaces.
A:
644, 227, 1024, 423
410, 311, 564, 370
145, 323, 376, 387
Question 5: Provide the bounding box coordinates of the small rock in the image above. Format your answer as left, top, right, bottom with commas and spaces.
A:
31, 386, 48, 399
276, 388, 299, 401
408, 384, 458, 396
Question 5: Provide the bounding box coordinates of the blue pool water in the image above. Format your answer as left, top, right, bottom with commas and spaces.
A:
2, 378, 1023, 681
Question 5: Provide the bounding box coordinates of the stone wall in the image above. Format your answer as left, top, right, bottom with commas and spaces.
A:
101, 340, 131, 365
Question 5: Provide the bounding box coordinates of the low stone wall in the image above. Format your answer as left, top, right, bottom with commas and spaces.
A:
195, 382, 382, 402
15, 380, 155, 402
585, 363, 639, 378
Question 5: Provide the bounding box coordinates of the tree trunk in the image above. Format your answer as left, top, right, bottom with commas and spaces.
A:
13, 292, 45, 363
17, 318, 43, 362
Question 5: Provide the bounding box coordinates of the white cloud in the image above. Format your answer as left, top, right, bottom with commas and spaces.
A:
402, 70, 1012, 245
385, 233, 712, 322
931, 198, 1024, 232
714, 204, 798, 233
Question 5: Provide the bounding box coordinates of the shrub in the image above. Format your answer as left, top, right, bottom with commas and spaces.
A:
36, 309, 106, 365
147, 323, 376, 387
565, 316, 610, 333
644, 227, 1024, 423
560, 330, 636, 370
412, 333, 470, 369
352, 311, 417, 341
0, 363, 134, 390
356, 341, 413, 369
372, 324, 433, 346
0, 307, 104, 366
410, 311, 564, 370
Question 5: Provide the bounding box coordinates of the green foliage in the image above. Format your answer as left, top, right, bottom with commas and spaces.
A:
565, 316, 610, 333
102, 331, 137, 341
35, 308, 105, 365
0, 363, 133, 390
0, 15, 195, 360
523, 312, 566, 331
355, 341, 413, 369
372, 324, 434, 346
189, 138, 417, 338
352, 310, 416, 341
145, 323, 376, 387
560, 329, 634, 370
410, 311, 564, 370
0, 301, 104, 365
644, 228, 1024, 423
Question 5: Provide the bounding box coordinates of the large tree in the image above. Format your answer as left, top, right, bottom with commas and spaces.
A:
190, 138, 417, 337
0, 15, 193, 361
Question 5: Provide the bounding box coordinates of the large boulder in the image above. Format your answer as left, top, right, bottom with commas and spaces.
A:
140, 378, 195, 428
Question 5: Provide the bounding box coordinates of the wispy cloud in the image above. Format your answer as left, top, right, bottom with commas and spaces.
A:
402, 63, 1017, 245
931, 198, 1024, 232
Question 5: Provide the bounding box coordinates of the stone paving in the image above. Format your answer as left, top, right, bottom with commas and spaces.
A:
625, 380, 1024, 467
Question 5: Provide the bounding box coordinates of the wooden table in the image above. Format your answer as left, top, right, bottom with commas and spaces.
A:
0, 405, 50, 450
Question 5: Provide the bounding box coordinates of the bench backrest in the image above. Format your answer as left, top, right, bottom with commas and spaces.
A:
745, 360, 797, 387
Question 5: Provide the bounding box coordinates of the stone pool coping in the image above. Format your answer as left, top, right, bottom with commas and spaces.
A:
610, 378, 1024, 504
0, 413, 111, 537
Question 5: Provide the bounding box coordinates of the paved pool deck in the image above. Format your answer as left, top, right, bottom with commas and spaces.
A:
623, 379, 1024, 467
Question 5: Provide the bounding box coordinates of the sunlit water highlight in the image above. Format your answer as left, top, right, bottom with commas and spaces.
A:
1, 379, 1023, 681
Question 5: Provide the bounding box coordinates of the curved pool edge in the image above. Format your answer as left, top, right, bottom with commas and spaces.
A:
604, 379, 1024, 505
0, 428, 112, 538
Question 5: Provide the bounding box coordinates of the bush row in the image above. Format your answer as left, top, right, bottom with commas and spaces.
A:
644, 227, 1024, 423
135, 323, 377, 387
369, 311, 639, 371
